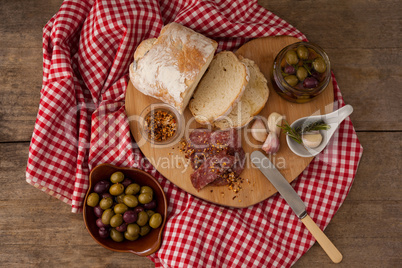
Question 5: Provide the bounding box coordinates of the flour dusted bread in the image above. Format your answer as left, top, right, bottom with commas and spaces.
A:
214, 56, 269, 129
129, 23, 218, 113
189, 51, 249, 124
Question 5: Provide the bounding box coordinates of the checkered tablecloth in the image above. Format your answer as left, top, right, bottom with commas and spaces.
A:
26, 0, 363, 267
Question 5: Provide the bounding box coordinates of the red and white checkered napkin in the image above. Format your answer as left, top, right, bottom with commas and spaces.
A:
26, 0, 363, 267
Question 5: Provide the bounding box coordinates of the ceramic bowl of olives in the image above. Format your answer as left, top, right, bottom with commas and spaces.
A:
273, 42, 331, 103
83, 163, 168, 256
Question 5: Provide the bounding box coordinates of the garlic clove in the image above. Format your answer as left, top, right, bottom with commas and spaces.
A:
267, 112, 284, 136
302, 131, 323, 148
262, 132, 280, 154
251, 118, 268, 142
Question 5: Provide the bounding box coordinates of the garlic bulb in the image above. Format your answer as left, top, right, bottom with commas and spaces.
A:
251, 118, 268, 142
302, 131, 323, 148
267, 112, 283, 136
262, 132, 280, 154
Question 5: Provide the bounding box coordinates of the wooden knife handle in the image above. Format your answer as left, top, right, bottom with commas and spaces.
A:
301, 214, 343, 263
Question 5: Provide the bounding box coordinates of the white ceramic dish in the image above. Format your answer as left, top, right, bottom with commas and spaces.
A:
286, 104, 353, 157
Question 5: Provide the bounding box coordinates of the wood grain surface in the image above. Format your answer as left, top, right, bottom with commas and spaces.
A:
125, 36, 333, 208
0, 0, 401, 267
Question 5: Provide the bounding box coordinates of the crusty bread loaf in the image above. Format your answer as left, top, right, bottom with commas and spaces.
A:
129, 23, 218, 113
214, 56, 269, 129
189, 51, 249, 124
133, 38, 156, 60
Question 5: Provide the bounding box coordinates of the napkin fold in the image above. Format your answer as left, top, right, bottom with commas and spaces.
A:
27, 0, 363, 267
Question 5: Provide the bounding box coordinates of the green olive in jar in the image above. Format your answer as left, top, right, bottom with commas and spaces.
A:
285, 50, 299, 65
110, 214, 123, 228
110, 171, 124, 183
136, 211, 149, 226
109, 183, 124, 196
313, 57, 327, 73
110, 228, 124, 242
86, 193, 99, 207
101, 208, 115, 225
114, 203, 128, 214
284, 75, 299, 87
296, 45, 309, 60
296, 66, 308, 82
125, 183, 140, 195
99, 197, 114, 210
149, 213, 162, 229
123, 194, 139, 208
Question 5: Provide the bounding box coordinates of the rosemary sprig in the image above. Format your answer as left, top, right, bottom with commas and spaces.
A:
278, 120, 330, 144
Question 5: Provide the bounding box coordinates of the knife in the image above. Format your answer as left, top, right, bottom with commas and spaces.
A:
251, 151, 343, 263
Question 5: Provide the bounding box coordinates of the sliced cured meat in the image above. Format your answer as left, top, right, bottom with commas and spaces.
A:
190, 150, 236, 191
186, 128, 242, 169
184, 128, 246, 191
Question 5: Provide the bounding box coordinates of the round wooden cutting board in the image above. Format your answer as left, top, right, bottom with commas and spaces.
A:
125, 36, 333, 208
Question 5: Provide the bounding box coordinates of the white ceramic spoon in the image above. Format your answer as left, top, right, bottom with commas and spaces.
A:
286, 104, 354, 157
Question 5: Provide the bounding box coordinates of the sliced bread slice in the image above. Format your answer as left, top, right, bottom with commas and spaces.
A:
214, 56, 269, 129
189, 51, 249, 124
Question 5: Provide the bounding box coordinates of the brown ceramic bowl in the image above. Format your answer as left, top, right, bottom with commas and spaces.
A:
83, 163, 168, 256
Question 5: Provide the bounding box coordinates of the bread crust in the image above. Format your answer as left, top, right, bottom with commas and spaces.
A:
129, 23, 218, 113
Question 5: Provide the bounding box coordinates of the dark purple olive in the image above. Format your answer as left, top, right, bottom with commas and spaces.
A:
115, 222, 128, 232
143, 199, 156, 210
284, 65, 296, 74
98, 227, 110, 238
93, 205, 104, 218
123, 210, 138, 223
133, 206, 144, 214
303, 77, 318, 88
96, 218, 109, 228
101, 193, 113, 199
122, 178, 133, 188
94, 180, 110, 194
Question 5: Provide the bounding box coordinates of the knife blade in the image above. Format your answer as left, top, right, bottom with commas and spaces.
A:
251, 150, 343, 264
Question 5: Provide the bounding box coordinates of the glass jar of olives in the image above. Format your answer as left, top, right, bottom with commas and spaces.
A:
272, 42, 331, 103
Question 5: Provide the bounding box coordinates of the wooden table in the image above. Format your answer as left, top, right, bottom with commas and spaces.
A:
1, 0, 400, 267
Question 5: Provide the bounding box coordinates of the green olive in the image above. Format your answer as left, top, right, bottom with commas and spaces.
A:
101, 208, 115, 225
99, 197, 114, 210
110, 228, 124, 242
86, 193, 99, 207
296, 67, 308, 81
109, 183, 124, 196
140, 186, 153, 195
123, 194, 138, 208
125, 183, 140, 195
110, 171, 124, 183
126, 223, 140, 237
136, 211, 149, 226
110, 214, 123, 228
124, 231, 139, 241
149, 213, 162, 229
146, 210, 155, 218
284, 75, 299, 87
285, 50, 299, 65
139, 225, 151, 236
116, 193, 126, 204
313, 57, 327, 73
138, 193, 153, 204
114, 203, 128, 214
296, 45, 309, 60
